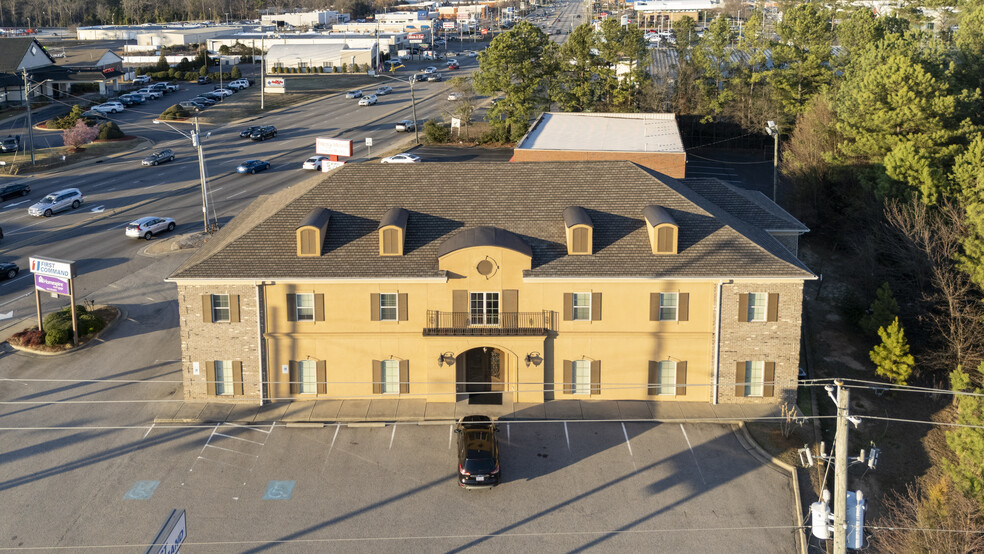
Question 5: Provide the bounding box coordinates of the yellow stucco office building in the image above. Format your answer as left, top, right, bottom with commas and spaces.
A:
168, 161, 814, 408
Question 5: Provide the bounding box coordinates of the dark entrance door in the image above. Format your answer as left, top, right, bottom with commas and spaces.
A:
463, 347, 502, 405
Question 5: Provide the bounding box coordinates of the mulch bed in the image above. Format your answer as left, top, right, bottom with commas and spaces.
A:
7, 306, 119, 353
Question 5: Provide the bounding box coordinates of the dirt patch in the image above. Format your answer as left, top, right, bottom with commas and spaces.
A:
195, 88, 328, 126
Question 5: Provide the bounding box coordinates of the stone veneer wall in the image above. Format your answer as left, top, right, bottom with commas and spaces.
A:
177, 284, 263, 402
717, 281, 803, 405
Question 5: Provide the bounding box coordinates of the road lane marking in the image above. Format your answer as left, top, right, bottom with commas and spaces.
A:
329, 424, 340, 454
143, 423, 155, 439
226, 189, 250, 199
0, 291, 32, 305
680, 424, 706, 485
621, 422, 633, 456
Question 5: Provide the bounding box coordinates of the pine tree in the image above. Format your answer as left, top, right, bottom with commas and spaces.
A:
869, 317, 915, 385
860, 282, 899, 336
942, 364, 984, 507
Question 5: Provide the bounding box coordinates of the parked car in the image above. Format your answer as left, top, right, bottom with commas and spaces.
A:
27, 188, 84, 217
162, 82, 179, 93
427, 72, 443, 82
380, 153, 421, 163
178, 100, 205, 111
455, 415, 500, 488
125, 216, 176, 240
200, 91, 223, 100
136, 88, 162, 99
491, 97, 505, 105
191, 96, 216, 106
197, 76, 212, 85
1, 135, 20, 153
345, 89, 363, 99
395, 120, 416, 133
302, 155, 330, 170
237, 159, 271, 174
375, 85, 393, 95
448, 92, 462, 101
239, 126, 262, 138
113, 95, 135, 106
212, 87, 234, 96
149, 83, 167, 93
120, 93, 146, 104
249, 125, 277, 141
0, 261, 18, 280
358, 94, 378, 106
80, 110, 109, 121
132, 75, 151, 84
142, 148, 175, 166
227, 79, 250, 90
93, 101, 125, 114
0, 182, 29, 199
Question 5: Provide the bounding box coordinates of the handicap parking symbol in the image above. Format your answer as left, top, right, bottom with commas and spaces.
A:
263, 480, 296, 500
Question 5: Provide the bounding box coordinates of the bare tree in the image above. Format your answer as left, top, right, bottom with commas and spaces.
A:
870, 478, 984, 554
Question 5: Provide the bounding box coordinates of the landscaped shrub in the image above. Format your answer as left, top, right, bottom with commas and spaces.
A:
159, 104, 190, 120
11, 328, 45, 347
231, 65, 242, 79
45, 327, 73, 346
78, 313, 106, 336
424, 119, 450, 143
341, 63, 348, 73
97, 121, 125, 140
50, 104, 86, 129
199, 65, 208, 76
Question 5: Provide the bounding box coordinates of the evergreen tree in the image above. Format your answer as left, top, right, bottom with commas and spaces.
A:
952, 134, 984, 288
835, 7, 883, 54
690, 15, 736, 116
942, 364, 984, 507
860, 282, 900, 336
768, 2, 833, 119
231, 65, 242, 80
869, 317, 915, 385
552, 23, 599, 112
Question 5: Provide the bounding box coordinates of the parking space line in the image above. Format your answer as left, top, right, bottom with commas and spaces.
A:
680, 424, 707, 485
204, 444, 260, 457
621, 423, 633, 456
506, 423, 510, 444
448, 424, 454, 449
329, 424, 340, 453
214, 432, 266, 445
564, 421, 571, 452
389, 425, 396, 449
143, 423, 154, 439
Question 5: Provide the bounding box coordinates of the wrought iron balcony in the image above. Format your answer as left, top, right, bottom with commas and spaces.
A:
424, 310, 555, 336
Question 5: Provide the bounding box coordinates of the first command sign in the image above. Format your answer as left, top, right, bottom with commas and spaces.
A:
29, 256, 76, 279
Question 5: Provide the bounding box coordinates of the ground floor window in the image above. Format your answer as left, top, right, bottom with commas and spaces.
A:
745, 360, 765, 397
657, 360, 676, 395
573, 360, 591, 395
298, 360, 317, 394
381, 359, 400, 394
215, 360, 233, 396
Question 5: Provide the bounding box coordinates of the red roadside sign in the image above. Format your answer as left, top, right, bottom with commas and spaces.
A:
481, 28, 488, 35
408, 33, 425, 40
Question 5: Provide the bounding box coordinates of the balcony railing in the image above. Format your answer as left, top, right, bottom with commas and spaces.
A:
424, 310, 555, 336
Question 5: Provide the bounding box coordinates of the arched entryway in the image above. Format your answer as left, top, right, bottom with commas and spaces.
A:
456, 347, 505, 405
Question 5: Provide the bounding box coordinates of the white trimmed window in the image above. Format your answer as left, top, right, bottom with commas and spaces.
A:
657, 360, 676, 395
298, 360, 317, 394
381, 359, 399, 394
572, 292, 591, 321
573, 360, 591, 395
212, 294, 230, 322
659, 293, 678, 321
745, 361, 765, 397
470, 292, 499, 325
379, 293, 398, 321
748, 293, 767, 322
215, 360, 233, 396
296, 293, 315, 322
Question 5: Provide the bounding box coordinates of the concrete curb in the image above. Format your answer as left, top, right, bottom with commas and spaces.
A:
4, 304, 124, 356
734, 423, 807, 554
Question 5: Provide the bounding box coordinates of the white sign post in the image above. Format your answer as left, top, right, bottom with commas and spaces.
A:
365, 137, 373, 158
29, 256, 79, 344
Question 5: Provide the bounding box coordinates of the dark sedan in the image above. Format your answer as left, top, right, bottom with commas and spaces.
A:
249, 126, 277, 141
0, 261, 18, 280
239, 126, 262, 138
455, 415, 500, 489
236, 160, 271, 174
0, 182, 30, 200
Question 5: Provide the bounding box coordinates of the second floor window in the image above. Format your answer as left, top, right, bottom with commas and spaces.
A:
296, 293, 315, 321
212, 294, 230, 322
379, 293, 398, 321
748, 293, 767, 322
470, 292, 499, 325
659, 293, 678, 321
573, 292, 591, 321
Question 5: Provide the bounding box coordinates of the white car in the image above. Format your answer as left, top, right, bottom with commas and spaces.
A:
212, 88, 234, 97
136, 88, 162, 99
466, 50, 478, 57
302, 155, 330, 170
381, 153, 421, 164
375, 85, 393, 95
28, 188, 84, 217
227, 79, 250, 90
448, 92, 462, 101
358, 94, 378, 106
126, 216, 176, 240
423, 66, 437, 74
92, 102, 125, 114
133, 75, 151, 84
446, 59, 458, 66
345, 89, 363, 99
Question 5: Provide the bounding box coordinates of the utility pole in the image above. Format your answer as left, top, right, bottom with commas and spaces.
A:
833, 383, 850, 554
193, 116, 211, 233
260, 36, 265, 110
22, 68, 35, 165
409, 77, 419, 145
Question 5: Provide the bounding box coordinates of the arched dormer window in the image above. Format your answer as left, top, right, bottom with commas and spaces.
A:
563, 206, 593, 255
378, 207, 409, 256
295, 208, 331, 257
643, 205, 678, 255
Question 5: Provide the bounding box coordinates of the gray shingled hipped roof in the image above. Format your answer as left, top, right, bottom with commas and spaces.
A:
170, 161, 815, 281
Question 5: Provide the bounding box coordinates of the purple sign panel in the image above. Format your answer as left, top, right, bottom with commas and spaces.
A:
35, 273, 69, 295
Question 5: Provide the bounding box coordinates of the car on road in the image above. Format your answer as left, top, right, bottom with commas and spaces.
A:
345, 89, 363, 99
0, 182, 29, 199
28, 188, 84, 217
410, 74, 427, 83
358, 94, 378, 106
237, 159, 271, 174
227, 79, 250, 90
0, 261, 18, 280
491, 97, 505, 105
212, 88, 234, 97
447, 61, 459, 70
423, 66, 437, 74
249, 125, 277, 141
142, 148, 175, 166
448, 92, 462, 101
466, 50, 478, 57
132, 75, 151, 84
381, 153, 421, 163
375, 85, 393, 95
239, 126, 262, 138
197, 76, 212, 84
126, 216, 176, 240
1, 135, 19, 152
395, 120, 416, 133
136, 87, 162, 99
92, 101, 125, 114
426, 73, 443, 82
455, 415, 500, 488
302, 155, 330, 170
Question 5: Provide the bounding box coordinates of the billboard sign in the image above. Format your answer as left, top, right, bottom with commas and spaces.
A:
29, 256, 76, 279
35, 274, 69, 295
443, 21, 456, 29
315, 138, 353, 157
264, 77, 285, 88
407, 33, 425, 40
481, 28, 488, 34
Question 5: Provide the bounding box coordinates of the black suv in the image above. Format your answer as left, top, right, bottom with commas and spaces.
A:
250, 125, 277, 141
0, 182, 30, 200
455, 415, 500, 488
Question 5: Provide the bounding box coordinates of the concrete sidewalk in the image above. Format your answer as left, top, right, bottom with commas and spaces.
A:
154, 397, 782, 425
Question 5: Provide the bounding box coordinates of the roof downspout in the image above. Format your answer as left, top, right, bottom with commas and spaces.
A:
712, 279, 725, 405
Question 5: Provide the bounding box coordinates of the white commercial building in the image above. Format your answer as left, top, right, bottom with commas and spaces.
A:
260, 11, 343, 27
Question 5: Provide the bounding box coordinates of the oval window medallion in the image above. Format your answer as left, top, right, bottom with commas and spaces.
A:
476, 258, 497, 277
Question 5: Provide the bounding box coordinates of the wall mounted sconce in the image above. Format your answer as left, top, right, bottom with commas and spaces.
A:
525, 352, 543, 367
438, 352, 456, 366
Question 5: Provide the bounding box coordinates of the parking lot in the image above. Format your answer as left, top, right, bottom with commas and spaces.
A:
2, 419, 797, 552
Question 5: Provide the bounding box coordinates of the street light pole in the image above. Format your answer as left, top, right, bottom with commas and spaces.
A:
22, 69, 35, 165
767, 120, 779, 202
376, 72, 420, 145
154, 117, 212, 234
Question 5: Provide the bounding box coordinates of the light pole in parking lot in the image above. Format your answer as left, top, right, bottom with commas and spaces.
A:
153, 116, 215, 234
766, 120, 780, 202
21, 70, 51, 166
374, 72, 419, 145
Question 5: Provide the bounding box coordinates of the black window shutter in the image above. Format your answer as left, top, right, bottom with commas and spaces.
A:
286, 294, 296, 322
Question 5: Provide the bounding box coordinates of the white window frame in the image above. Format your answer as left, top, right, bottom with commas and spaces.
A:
379, 293, 398, 321
470, 292, 500, 326
572, 292, 591, 321
212, 294, 230, 323
745, 360, 765, 397
298, 359, 317, 395
659, 292, 678, 321
215, 360, 233, 396
657, 360, 677, 395
381, 359, 400, 394
295, 293, 315, 322
572, 359, 591, 395
748, 292, 767, 322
